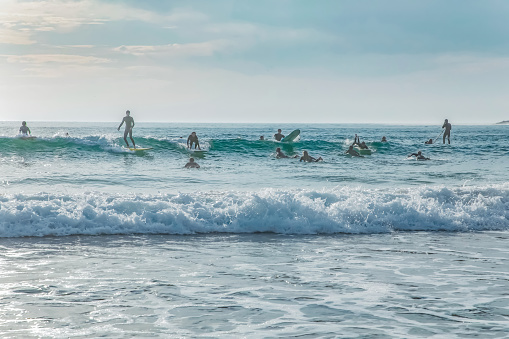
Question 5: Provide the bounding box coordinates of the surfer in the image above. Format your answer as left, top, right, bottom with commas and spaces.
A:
425, 139, 433, 144
381, 136, 387, 142
274, 129, 285, 141
19, 121, 31, 136
408, 151, 430, 160
275, 147, 298, 159
187, 132, 201, 150
442, 119, 452, 144
352, 134, 361, 146
185, 158, 200, 168
345, 145, 362, 157
259, 136, 265, 140
300, 150, 322, 162
359, 141, 369, 150
117, 110, 135, 148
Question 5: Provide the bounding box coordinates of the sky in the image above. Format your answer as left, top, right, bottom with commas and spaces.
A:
1, 0, 509, 124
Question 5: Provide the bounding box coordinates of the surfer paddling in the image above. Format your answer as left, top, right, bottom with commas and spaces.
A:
274, 129, 285, 141
187, 132, 201, 150
118, 110, 135, 149
185, 158, 200, 168
442, 119, 452, 144
408, 151, 430, 160
345, 145, 362, 157
300, 150, 322, 162
275, 147, 298, 159
19, 121, 31, 136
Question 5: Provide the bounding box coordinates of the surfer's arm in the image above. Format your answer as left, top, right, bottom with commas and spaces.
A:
28, 128, 31, 134
186, 136, 191, 147
118, 119, 124, 130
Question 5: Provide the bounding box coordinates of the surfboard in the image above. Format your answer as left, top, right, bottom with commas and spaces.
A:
18, 135, 37, 140
128, 147, 152, 151
354, 146, 372, 155
281, 129, 300, 142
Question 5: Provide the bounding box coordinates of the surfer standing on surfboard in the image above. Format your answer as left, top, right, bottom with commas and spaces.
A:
117, 110, 136, 149
19, 121, 31, 136
187, 132, 201, 150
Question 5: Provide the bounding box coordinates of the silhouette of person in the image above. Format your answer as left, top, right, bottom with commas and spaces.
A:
442, 119, 452, 144
118, 110, 135, 148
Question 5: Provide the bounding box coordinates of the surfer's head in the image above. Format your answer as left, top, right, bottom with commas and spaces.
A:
278, 129, 282, 133
126, 110, 130, 115
444, 119, 448, 122
189, 158, 195, 162
22, 121, 26, 125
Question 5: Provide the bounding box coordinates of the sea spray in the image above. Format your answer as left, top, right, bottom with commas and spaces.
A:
0, 184, 507, 237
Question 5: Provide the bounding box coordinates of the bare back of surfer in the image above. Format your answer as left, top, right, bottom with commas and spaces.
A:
118, 110, 135, 148
19, 121, 31, 136
185, 158, 200, 168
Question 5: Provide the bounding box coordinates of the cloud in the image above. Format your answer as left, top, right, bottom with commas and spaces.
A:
0, 28, 35, 44
6, 54, 111, 64
114, 40, 232, 57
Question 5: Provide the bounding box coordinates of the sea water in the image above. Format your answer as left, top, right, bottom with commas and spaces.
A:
0, 122, 508, 338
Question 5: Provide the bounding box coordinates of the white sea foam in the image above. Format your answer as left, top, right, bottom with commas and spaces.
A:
0, 184, 507, 237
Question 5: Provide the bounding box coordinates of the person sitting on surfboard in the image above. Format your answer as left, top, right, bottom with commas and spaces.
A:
425, 139, 433, 144
185, 158, 200, 168
19, 121, 31, 136
187, 132, 201, 150
381, 136, 387, 142
345, 145, 362, 157
274, 129, 285, 141
408, 151, 430, 160
117, 110, 135, 148
300, 150, 322, 162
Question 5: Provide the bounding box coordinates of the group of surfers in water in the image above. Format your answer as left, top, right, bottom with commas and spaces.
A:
18, 111, 453, 167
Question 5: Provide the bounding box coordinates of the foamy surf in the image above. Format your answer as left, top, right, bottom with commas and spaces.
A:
1, 184, 507, 237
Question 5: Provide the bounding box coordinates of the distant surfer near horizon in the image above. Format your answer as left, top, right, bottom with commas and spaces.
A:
185, 158, 200, 168
345, 145, 362, 157
117, 110, 135, 149
300, 150, 322, 162
187, 132, 201, 150
408, 151, 430, 160
442, 119, 452, 144
425, 138, 433, 144
19, 121, 31, 136
274, 129, 285, 141
381, 136, 387, 142
259, 136, 264, 140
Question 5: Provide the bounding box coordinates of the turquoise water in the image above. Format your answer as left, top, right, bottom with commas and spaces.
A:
1, 122, 508, 337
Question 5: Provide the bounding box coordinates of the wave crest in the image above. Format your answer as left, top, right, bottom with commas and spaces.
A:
0, 184, 508, 237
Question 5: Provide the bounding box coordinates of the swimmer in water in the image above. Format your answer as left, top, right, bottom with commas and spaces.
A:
425, 139, 433, 144
381, 136, 387, 142
184, 157, 200, 168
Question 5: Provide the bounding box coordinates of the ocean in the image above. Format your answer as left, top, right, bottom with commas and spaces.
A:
0, 122, 508, 338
